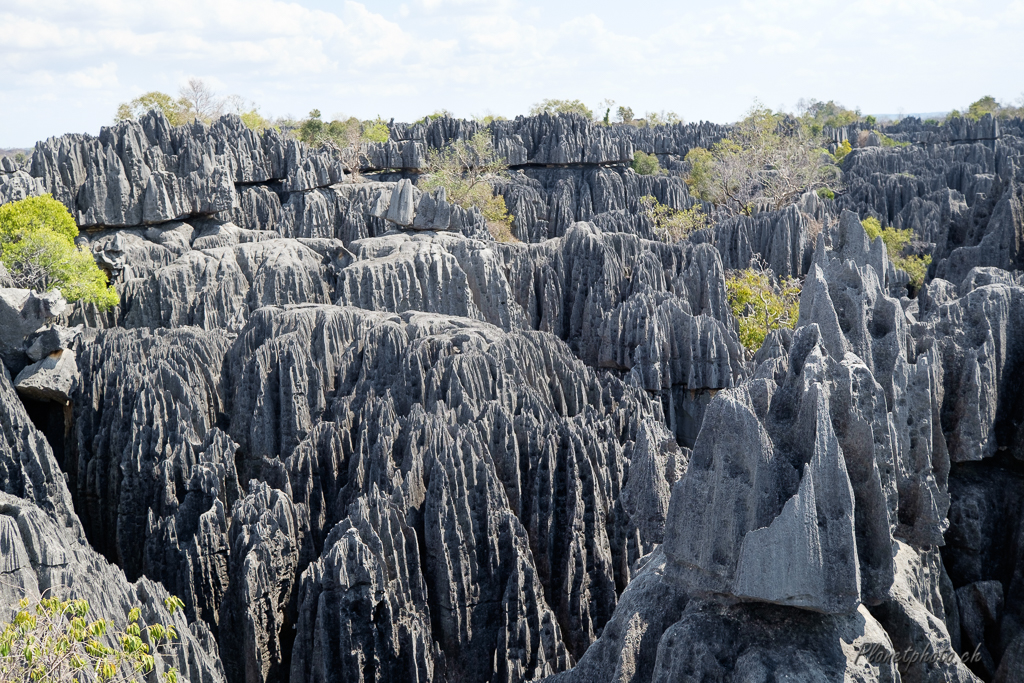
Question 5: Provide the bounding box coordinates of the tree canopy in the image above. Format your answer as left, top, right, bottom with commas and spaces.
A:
0, 195, 118, 309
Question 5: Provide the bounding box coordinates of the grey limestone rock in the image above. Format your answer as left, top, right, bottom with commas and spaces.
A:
219, 482, 312, 683
14, 346, 80, 403
385, 178, 418, 227
25, 324, 81, 362
0, 288, 68, 374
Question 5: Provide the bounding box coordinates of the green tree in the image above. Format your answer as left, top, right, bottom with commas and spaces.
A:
861, 216, 931, 288
797, 98, 860, 134
472, 113, 507, 125
0, 195, 118, 309
726, 265, 802, 352
529, 99, 594, 119
967, 95, 999, 120
419, 131, 517, 242
639, 195, 710, 243
617, 106, 635, 124
360, 117, 391, 144
0, 594, 185, 683
115, 92, 187, 126
631, 151, 662, 176
685, 104, 841, 216
297, 110, 359, 147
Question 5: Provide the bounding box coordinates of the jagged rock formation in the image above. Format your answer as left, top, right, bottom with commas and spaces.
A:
1, 357, 226, 683
2, 110, 1024, 683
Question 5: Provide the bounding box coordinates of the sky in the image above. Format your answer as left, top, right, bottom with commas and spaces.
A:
1, 0, 1022, 147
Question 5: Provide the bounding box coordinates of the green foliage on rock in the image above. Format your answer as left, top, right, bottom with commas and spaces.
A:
0, 195, 118, 309
631, 151, 662, 176
644, 111, 683, 127
726, 266, 802, 352
875, 131, 910, 148
420, 131, 517, 242
529, 99, 594, 120
0, 594, 185, 683
862, 216, 932, 287
639, 195, 710, 243
833, 139, 852, 162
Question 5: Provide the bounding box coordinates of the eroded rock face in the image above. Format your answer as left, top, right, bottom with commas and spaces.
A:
0, 363, 225, 683
2, 110, 1023, 683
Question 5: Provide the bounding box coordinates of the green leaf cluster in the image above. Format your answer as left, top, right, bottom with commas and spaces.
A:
639, 195, 710, 243
0, 594, 185, 683
861, 216, 931, 287
529, 99, 594, 120
833, 139, 852, 162
643, 111, 683, 127
0, 195, 118, 309
945, 95, 1024, 123
631, 151, 662, 176
726, 268, 802, 352
419, 131, 517, 242
875, 131, 910, 148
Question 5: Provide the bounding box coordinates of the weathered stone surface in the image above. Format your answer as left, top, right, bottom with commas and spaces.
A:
14, 346, 80, 403
4, 109, 1024, 683
0, 288, 68, 372
25, 324, 81, 362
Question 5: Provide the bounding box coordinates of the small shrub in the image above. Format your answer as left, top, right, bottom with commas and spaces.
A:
726, 266, 801, 352
239, 109, 271, 132
0, 195, 118, 309
862, 216, 931, 287
816, 187, 835, 200
631, 151, 662, 176
833, 139, 852, 162
639, 195, 710, 243
875, 131, 910, 148
420, 131, 518, 243
0, 594, 185, 683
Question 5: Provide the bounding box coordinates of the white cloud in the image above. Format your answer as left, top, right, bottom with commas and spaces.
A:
0, 0, 1022, 146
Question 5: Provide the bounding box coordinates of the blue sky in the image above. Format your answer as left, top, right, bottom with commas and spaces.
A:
1, 0, 1022, 147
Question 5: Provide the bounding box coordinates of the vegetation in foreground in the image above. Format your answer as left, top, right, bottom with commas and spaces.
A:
0, 195, 118, 309
0, 594, 185, 683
